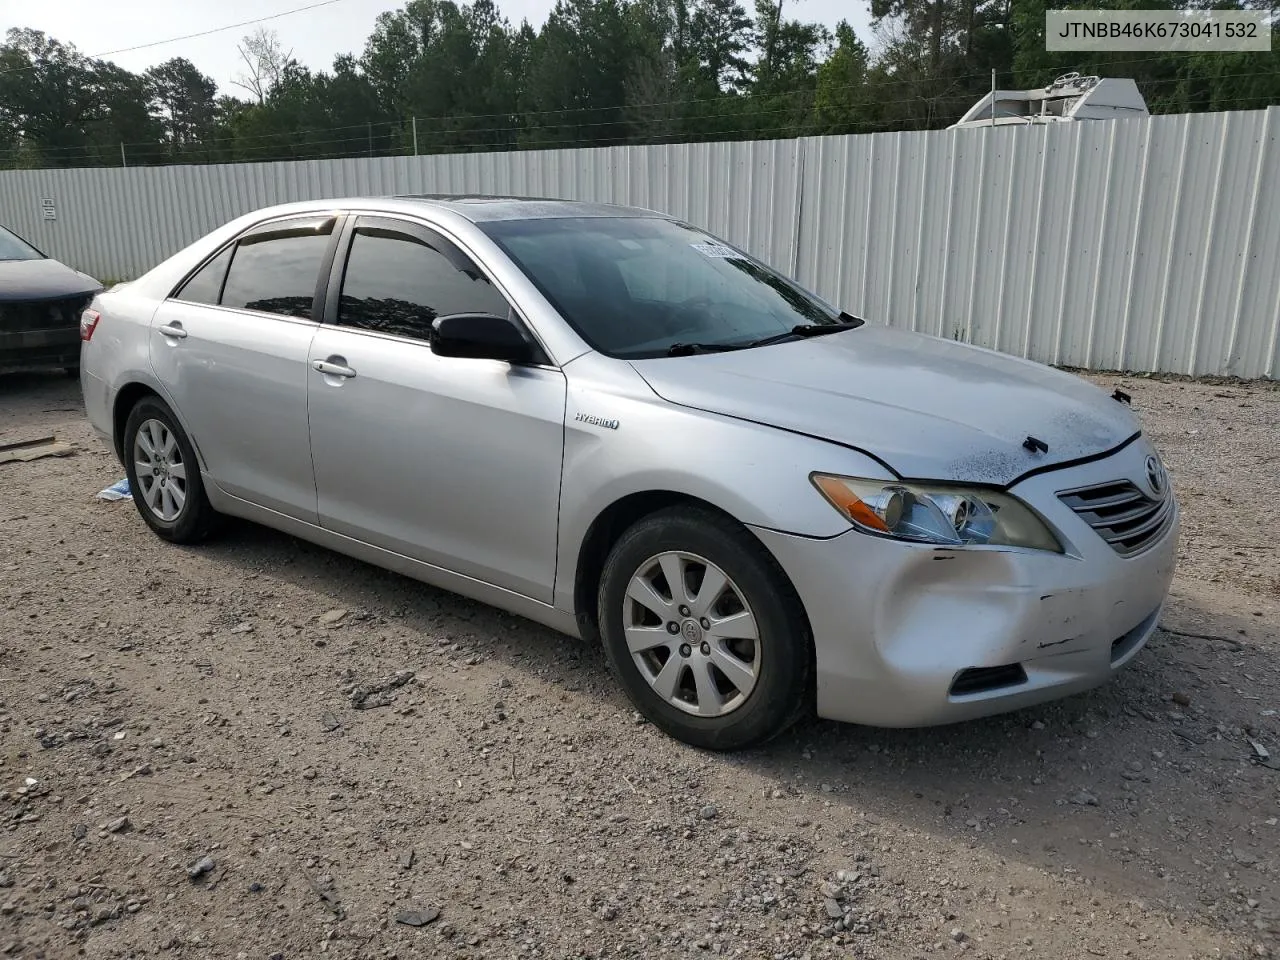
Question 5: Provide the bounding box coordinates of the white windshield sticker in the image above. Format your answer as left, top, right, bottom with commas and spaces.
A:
690, 241, 742, 259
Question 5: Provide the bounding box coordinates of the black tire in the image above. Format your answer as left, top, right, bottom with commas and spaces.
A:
597, 506, 813, 751
122, 395, 221, 544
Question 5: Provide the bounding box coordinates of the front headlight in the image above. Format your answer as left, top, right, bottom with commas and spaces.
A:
811, 474, 1063, 552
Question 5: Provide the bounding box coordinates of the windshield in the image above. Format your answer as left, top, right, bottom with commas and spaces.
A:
481, 216, 850, 358
0, 225, 44, 261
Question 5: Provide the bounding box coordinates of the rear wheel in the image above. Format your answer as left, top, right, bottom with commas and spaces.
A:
123, 396, 221, 543
597, 506, 812, 750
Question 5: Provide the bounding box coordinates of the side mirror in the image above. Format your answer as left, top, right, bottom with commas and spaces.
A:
430, 313, 536, 364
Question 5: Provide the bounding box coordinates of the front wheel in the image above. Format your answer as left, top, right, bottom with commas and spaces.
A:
597, 506, 813, 750
123, 396, 221, 543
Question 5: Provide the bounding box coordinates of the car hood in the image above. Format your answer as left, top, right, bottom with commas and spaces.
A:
0, 258, 102, 302
628, 325, 1139, 487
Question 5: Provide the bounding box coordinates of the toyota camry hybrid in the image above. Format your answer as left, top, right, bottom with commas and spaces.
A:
79, 197, 1179, 750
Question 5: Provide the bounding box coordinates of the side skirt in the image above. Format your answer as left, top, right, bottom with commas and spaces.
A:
204, 484, 581, 639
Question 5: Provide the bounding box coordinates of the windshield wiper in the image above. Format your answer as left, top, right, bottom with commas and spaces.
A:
667, 314, 864, 356
666, 341, 741, 357
744, 317, 864, 349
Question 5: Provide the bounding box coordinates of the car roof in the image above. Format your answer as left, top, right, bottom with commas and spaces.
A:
128, 194, 673, 320
225, 196, 665, 233
390, 195, 660, 223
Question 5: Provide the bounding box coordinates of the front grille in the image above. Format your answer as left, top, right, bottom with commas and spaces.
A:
1058, 479, 1172, 557
0, 294, 93, 335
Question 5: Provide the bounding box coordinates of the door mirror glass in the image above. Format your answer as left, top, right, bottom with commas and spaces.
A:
431, 313, 535, 364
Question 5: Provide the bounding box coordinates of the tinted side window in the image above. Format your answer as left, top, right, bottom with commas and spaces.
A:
338, 229, 510, 342
174, 245, 233, 305
221, 223, 332, 319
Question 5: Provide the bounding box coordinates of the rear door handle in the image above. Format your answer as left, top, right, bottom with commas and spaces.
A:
158, 322, 188, 339
312, 359, 356, 379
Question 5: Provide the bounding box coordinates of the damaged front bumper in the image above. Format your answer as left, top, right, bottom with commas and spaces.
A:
752, 437, 1180, 728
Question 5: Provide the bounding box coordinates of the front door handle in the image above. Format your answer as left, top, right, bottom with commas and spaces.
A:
158, 322, 188, 339
312, 358, 356, 379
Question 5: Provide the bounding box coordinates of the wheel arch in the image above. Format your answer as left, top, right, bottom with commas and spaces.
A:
112, 382, 162, 463
112, 381, 208, 472
570, 490, 813, 653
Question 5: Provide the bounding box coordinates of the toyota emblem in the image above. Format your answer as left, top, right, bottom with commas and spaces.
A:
1144, 455, 1166, 497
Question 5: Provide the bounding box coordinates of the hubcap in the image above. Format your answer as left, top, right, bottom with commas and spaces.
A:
623, 551, 761, 717
133, 418, 188, 522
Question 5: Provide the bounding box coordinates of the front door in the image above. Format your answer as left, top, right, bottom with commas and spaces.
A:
148, 215, 338, 521
306, 215, 566, 602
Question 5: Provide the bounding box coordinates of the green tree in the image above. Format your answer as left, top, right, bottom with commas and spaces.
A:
620, 0, 680, 141
747, 0, 829, 137
813, 21, 873, 134
225, 56, 393, 162
0, 29, 100, 167
521, 0, 636, 147
868, 0, 1013, 129
0, 29, 163, 167
689, 0, 753, 93
361, 0, 526, 151
4, 0, 1276, 169
89, 61, 162, 164
146, 58, 219, 158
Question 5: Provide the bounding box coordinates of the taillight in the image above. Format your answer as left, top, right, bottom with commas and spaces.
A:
80, 309, 101, 342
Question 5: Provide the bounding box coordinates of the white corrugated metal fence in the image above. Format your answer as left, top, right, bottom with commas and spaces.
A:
2, 107, 1277, 377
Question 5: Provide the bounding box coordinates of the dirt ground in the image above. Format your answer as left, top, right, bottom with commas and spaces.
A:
0, 370, 1277, 960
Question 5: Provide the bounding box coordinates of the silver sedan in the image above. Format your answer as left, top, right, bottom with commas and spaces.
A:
80, 197, 1178, 750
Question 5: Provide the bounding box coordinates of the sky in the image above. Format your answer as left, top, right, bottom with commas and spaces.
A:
9, 0, 875, 95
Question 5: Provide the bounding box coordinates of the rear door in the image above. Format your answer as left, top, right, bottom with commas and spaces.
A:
306, 214, 566, 602
149, 214, 340, 522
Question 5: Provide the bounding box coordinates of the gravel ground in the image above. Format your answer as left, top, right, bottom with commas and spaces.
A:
0, 370, 1277, 960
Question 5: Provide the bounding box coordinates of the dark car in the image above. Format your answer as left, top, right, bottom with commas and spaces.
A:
0, 225, 103, 376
